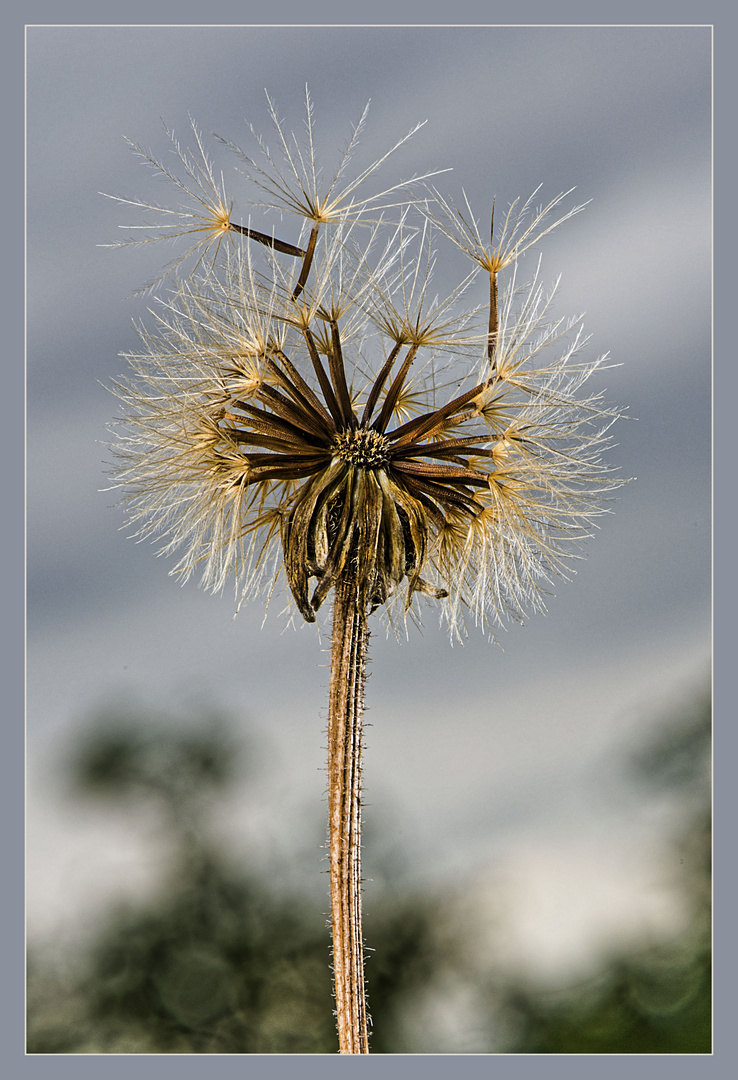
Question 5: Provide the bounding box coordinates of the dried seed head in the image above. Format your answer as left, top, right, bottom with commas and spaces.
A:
107, 94, 625, 639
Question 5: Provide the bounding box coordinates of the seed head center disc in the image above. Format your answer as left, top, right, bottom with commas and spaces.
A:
333, 427, 390, 468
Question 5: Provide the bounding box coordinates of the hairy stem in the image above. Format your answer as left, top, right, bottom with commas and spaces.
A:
327, 576, 370, 1053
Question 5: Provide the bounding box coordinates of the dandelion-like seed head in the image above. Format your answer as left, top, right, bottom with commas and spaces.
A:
108, 94, 624, 638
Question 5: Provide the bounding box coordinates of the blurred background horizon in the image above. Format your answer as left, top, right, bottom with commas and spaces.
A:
26, 25, 711, 1052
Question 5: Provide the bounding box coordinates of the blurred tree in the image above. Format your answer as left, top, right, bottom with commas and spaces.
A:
498, 689, 711, 1054
29, 707, 336, 1053
27, 687, 711, 1054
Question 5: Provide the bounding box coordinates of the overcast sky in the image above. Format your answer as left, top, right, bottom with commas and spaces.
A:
26, 25, 711, 980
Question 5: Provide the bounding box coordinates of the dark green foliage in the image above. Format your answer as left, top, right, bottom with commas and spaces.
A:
30, 709, 336, 1054
75, 855, 336, 1053
364, 900, 439, 1053
502, 944, 711, 1054
501, 690, 712, 1055
29, 865, 337, 1053
68, 707, 239, 805
630, 695, 711, 794
28, 690, 711, 1054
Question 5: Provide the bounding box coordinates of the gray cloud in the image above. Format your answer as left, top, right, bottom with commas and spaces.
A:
27, 25, 711, 970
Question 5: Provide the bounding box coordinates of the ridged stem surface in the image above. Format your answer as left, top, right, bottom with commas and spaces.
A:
327, 577, 370, 1054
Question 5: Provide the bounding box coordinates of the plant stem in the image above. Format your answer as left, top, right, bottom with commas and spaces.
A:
327, 575, 370, 1054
